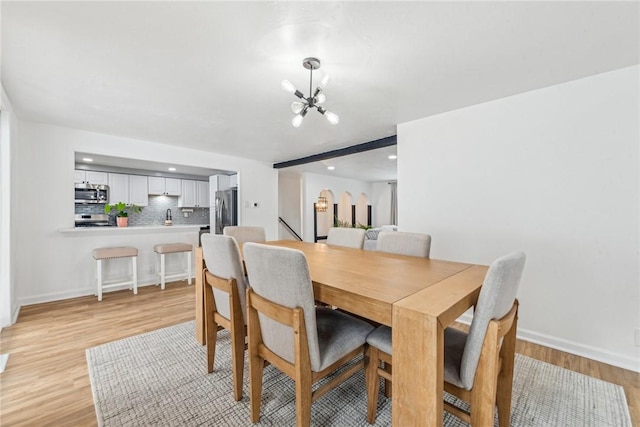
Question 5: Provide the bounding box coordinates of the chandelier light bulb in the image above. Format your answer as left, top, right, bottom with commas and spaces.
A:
281, 80, 296, 94
291, 101, 306, 114
315, 93, 326, 104
325, 111, 339, 125
292, 114, 305, 128
319, 74, 331, 89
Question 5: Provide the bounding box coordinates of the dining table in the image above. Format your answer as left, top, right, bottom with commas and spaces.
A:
194, 240, 488, 426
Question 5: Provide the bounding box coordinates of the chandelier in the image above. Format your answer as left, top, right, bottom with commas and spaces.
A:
281, 57, 339, 127
315, 196, 328, 212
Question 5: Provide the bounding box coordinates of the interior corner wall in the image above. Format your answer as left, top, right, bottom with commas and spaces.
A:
278, 172, 302, 240
398, 65, 640, 371
13, 121, 278, 304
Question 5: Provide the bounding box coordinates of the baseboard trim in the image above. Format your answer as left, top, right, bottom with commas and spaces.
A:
18, 279, 170, 307
11, 303, 20, 324
458, 313, 640, 373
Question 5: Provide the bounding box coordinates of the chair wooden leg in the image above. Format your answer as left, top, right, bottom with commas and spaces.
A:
249, 353, 265, 423
383, 363, 392, 398
230, 322, 245, 401
497, 319, 518, 427
204, 285, 217, 373
295, 367, 312, 427
365, 346, 381, 424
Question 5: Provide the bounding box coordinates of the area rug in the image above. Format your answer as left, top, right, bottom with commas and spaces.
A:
86, 321, 632, 426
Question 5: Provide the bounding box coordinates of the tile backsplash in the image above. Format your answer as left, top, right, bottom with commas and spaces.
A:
76, 196, 209, 226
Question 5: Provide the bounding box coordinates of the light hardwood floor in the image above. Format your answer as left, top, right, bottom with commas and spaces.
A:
1, 282, 638, 426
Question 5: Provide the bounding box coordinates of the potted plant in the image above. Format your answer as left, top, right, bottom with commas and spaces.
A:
104, 202, 142, 227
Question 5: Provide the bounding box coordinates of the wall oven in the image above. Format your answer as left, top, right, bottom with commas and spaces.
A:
75, 183, 109, 204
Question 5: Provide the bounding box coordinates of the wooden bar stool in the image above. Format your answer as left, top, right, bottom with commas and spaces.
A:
154, 243, 193, 289
92, 246, 138, 301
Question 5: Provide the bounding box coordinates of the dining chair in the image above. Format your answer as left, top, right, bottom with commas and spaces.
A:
365, 251, 526, 426
223, 226, 266, 248
376, 231, 431, 258
326, 227, 366, 249
200, 233, 248, 401
243, 242, 375, 427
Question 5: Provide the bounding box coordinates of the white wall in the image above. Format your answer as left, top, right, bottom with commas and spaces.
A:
398, 65, 640, 371
0, 85, 19, 327
278, 171, 302, 240
15, 121, 278, 304
301, 173, 372, 242
371, 181, 392, 227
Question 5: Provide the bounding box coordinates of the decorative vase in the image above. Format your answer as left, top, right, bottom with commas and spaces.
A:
116, 217, 128, 227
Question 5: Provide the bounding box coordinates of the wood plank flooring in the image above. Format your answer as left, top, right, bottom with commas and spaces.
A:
1, 283, 638, 426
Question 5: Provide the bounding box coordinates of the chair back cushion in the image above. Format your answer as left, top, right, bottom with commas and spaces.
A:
377, 231, 431, 258
223, 226, 266, 247
201, 234, 249, 323
460, 251, 526, 389
243, 243, 322, 371
327, 227, 366, 249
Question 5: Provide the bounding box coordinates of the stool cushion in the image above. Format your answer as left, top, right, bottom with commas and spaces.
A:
93, 246, 138, 260
154, 243, 193, 254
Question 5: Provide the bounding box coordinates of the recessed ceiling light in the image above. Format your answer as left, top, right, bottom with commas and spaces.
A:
327, 166, 335, 170
82, 158, 94, 162
168, 167, 176, 171
388, 155, 397, 160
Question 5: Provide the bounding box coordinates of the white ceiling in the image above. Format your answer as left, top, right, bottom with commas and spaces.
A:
2, 2, 638, 180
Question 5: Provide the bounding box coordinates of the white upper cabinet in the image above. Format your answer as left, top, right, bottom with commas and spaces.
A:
75, 170, 108, 185
108, 173, 148, 206
165, 178, 181, 196
108, 173, 129, 205
179, 180, 197, 207
196, 181, 209, 206
129, 175, 149, 206
148, 177, 181, 196
229, 174, 238, 188
179, 180, 209, 207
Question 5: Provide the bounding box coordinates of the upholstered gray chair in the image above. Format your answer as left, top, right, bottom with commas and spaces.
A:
376, 231, 431, 258
223, 226, 266, 248
243, 243, 374, 427
365, 251, 526, 426
326, 227, 366, 249
200, 234, 248, 401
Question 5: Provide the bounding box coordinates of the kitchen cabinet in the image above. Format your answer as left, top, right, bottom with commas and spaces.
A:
229, 174, 238, 188
148, 177, 181, 196
179, 180, 209, 207
129, 175, 149, 206
75, 170, 108, 185
196, 181, 209, 206
108, 173, 149, 207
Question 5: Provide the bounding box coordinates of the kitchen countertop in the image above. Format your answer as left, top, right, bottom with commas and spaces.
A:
59, 224, 209, 233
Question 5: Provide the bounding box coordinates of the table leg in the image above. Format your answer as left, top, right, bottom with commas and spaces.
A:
392, 304, 444, 426
195, 247, 205, 344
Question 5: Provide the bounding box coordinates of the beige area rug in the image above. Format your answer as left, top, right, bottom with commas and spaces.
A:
86, 321, 632, 426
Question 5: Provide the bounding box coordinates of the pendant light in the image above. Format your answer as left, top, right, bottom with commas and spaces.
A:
281, 57, 339, 127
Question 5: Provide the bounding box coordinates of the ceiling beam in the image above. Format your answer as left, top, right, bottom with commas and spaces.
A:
273, 135, 397, 169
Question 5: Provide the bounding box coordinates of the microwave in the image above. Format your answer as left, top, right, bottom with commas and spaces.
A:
75, 183, 109, 204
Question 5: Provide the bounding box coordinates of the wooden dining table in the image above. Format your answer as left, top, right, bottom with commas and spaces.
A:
194, 240, 488, 426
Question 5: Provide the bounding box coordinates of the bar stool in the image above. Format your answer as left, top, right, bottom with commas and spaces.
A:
92, 246, 138, 301
154, 243, 193, 289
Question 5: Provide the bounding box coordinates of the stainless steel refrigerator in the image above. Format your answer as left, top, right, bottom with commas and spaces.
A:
214, 188, 238, 234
